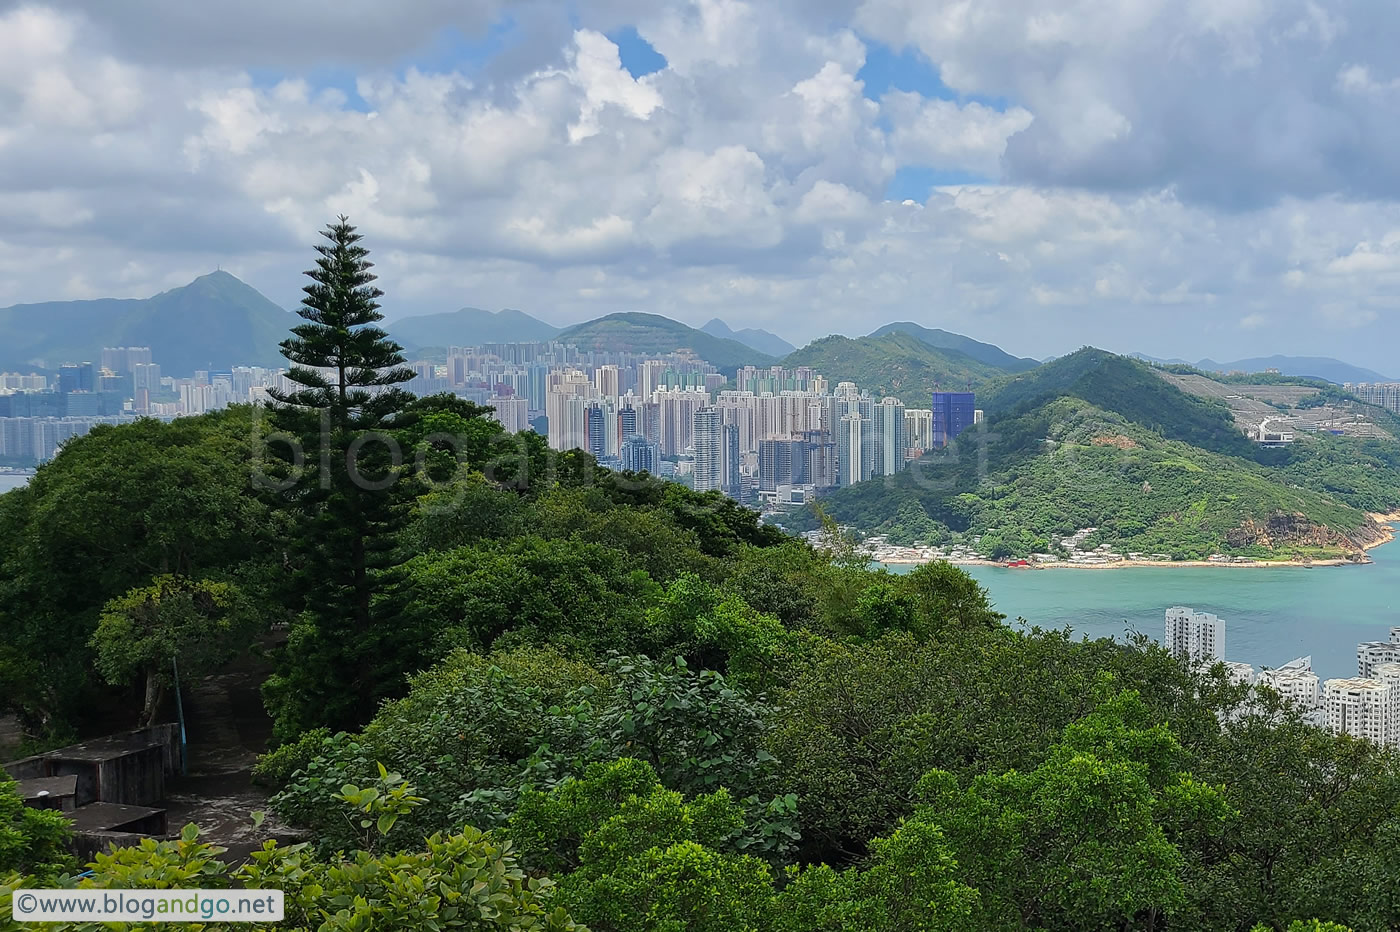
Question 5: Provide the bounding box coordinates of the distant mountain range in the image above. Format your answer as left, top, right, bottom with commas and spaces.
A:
700, 318, 795, 357
387, 307, 560, 349
867, 322, 1040, 372
0, 271, 292, 375
557, 312, 774, 372
1133, 353, 1394, 385
5, 271, 1393, 395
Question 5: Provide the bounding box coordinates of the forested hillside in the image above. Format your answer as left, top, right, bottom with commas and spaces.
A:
4, 223, 1399, 931
788, 349, 1400, 561
867, 321, 1039, 371
781, 331, 1006, 403
557, 312, 773, 372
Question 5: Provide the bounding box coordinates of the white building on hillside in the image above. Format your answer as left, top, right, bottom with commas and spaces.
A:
1221, 661, 1256, 686
1324, 677, 1395, 745
1258, 657, 1322, 723
1165, 606, 1225, 665
1357, 628, 1400, 677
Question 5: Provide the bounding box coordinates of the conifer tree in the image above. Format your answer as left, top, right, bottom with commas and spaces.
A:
262, 216, 416, 739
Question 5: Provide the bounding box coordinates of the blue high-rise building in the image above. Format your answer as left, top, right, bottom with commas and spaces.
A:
721, 423, 741, 495
621, 435, 660, 474
585, 403, 608, 458
931, 392, 976, 448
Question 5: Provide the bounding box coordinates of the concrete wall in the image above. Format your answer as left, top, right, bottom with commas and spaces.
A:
3, 756, 47, 781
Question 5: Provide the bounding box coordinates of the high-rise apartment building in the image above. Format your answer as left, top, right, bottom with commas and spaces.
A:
101, 347, 153, 375
585, 403, 609, 457
758, 439, 811, 491
803, 430, 838, 489
1324, 677, 1395, 745
721, 423, 741, 495
620, 435, 661, 474
692, 406, 722, 492
545, 369, 595, 451
594, 365, 621, 399
1345, 382, 1400, 415
488, 396, 530, 434
931, 391, 976, 448
658, 389, 710, 456
904, 408, 933, 455
871, 397, 906, 476
1257, 657, 1321, 721
1357, 628, 1400, 676
1165, 606, 1225, 665
838, 413, 869, 488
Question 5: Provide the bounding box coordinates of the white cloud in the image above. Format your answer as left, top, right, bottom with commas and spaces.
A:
1, 0, 1400, 371
854, 0, 1400, 205
565, 29, 662, 142
882, 91, 1032, 177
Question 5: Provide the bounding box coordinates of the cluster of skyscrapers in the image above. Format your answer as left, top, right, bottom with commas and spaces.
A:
1166, 606, 1400, 747
537, 354, 980, 501
3, 339, 984, 499
1345, 382, 1400, 415
0, 348, 289, 465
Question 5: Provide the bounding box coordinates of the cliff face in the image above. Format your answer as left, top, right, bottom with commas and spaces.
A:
1225, 511, 1386, 555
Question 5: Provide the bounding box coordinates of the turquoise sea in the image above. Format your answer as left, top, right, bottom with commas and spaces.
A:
882, 538, 1400, 682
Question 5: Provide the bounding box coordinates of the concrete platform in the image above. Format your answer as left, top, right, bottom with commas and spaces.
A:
67, 802, 168, 836
4, 725, 178, 807
16, 774, 77, 811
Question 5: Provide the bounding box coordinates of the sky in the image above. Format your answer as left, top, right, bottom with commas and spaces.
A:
3, 0, 1400, 370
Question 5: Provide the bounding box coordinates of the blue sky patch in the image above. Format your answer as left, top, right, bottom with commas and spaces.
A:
608, 27, 668, 78
885, 165, 990, 202
858, 39, 1014, 112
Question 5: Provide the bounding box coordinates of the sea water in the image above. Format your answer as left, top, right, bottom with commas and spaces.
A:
881, 539, 1400, 681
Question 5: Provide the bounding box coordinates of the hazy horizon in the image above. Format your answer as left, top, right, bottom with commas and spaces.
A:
3, 1, 1400, 370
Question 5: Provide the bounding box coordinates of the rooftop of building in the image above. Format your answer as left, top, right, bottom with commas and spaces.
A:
1324, 677, 1390, 692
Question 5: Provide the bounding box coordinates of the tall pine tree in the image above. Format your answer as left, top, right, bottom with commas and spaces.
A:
262, 216, 417, 740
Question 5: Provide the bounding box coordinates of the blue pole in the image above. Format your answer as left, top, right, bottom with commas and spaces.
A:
172, 655, 188, 777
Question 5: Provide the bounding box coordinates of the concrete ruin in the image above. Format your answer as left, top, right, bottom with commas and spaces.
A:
4, 724, 179, 854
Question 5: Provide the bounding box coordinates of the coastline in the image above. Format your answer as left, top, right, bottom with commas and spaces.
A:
871, 512, 1400, 570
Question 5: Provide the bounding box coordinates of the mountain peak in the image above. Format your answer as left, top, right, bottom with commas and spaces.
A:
0, 272, 291, 373
699, 317, 795, 357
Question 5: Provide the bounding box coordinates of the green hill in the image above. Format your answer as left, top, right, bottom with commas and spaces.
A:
782, 349, 1400, 561
0, 271, 292, 374
556, 312, 773, 372
780, 332, 1004, 405
980, 348, 1260, 460
388, 307, 560, 349
787, 396, 1394, 561
867, 321, 1039, 372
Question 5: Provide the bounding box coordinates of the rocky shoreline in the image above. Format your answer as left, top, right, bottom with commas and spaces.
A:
868, 511, 1400, 570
